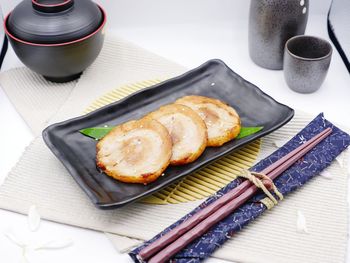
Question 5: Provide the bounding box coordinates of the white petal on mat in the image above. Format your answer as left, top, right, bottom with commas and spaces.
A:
272, 139, 288, 148
336, 156, 344, 168
320, 170, 333, 180
3, 228, 26, 247
20, 246, 32, 263
296, 210, 309, 233
19, 255, 30, 263
28, 205, 41, 232
33, 238, 73, 250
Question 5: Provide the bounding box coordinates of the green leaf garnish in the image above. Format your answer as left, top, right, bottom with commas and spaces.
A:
79, 127, 114, 140
236, 126, 264, 139
79, 125, 264, 141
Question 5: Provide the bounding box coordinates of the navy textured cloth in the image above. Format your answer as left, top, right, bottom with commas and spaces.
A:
129, 113, 350, 262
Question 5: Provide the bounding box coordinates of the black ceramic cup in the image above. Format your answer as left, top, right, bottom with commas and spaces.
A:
283, 35, 332, 93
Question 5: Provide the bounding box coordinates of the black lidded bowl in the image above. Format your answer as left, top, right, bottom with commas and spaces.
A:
4, 0, 106, 83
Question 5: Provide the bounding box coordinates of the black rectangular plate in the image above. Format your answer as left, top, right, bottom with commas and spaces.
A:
43, 59, 294, 209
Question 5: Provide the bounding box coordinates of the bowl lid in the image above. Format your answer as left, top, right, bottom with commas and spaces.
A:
7, 0, 102, 44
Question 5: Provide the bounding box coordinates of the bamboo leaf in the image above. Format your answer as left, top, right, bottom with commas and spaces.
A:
80, 126, 263, 140
79, 127, 113, 140
236, 126, 263, 139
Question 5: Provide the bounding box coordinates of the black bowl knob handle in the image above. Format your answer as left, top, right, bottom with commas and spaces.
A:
32, 0, 74, 13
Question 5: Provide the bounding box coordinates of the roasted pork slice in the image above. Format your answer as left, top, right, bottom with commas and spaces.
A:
146, 104, 207, 165
96, 119, 172, 184
175, 95, 241, 147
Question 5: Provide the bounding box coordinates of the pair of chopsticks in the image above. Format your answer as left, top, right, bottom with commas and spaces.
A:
138, 127, 333, 263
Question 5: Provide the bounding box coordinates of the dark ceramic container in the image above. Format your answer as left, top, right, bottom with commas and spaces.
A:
328, 0, 350, 73
0, 7, 8, 69
4, 0, 106, 83
43, 60, 294, 208
284, 35, 332, 93
249, 0, 309, 70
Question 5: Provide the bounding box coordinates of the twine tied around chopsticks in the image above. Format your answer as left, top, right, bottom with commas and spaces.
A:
239, 170, 284, 210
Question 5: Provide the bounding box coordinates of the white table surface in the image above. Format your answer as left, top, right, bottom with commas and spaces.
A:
0, 0, 349, 262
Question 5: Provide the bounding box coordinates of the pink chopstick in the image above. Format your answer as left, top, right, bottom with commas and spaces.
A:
139, 127, 332, 262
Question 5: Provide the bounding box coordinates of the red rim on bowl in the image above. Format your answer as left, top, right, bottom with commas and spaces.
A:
32, 0, 72, 8
32, 0, 74, 12
4, 4, 107, 47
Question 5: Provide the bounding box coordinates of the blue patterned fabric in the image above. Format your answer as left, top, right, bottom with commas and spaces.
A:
129, 113, 350, 262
